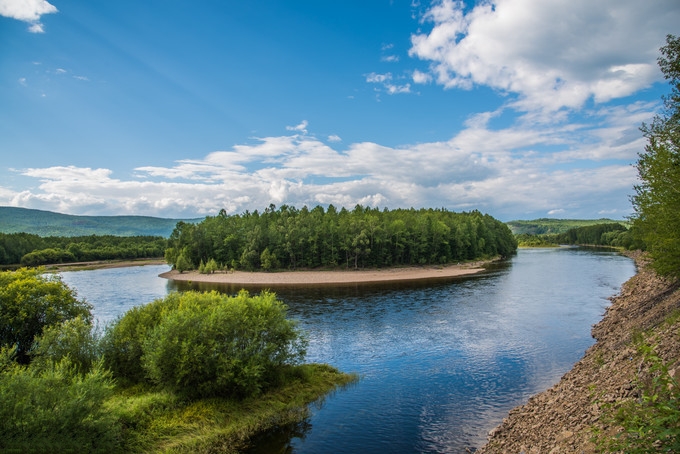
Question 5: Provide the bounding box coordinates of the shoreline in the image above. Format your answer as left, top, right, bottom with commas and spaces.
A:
45, 258, 167, 272
478, 251, 680, 452
159, 260, 492, 286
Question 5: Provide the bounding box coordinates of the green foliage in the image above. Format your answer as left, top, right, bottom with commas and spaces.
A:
514, 233, 559, 247
101, 294, 181, 384
554, 223, 629, 246
175, 249, 192, 273
103, 291, 308, 399
632, 35, 680, 279
0, 348, 120, 453
142, 290, 307, 399
166, 204, 517, 271
506, 218, 626, 235
595, 340, 680, 452
515, 222, 634, 248
31, 316, 100, 374
0, 268, 92, 363
0, 231, 168, 266
0, 265, 350, 453
106, 363, 355, 453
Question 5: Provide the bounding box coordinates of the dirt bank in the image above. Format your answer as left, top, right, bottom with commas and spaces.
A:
478, 251, 680, 453
159, 261, 490, 286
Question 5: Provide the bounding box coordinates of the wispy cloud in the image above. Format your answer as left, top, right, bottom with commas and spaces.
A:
365, 72, 411, 95
0, 0, 58, 33
408, 0, 679, 113
286, 120, 309, 134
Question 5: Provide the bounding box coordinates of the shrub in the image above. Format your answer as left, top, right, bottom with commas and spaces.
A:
140, 290, 307, 399
31, 316, 100, 374
0, 347, 120, 453
0, 268, 92, 364
100, 293, 182, 384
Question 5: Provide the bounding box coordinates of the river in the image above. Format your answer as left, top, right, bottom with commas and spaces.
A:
59, 247, 636, 453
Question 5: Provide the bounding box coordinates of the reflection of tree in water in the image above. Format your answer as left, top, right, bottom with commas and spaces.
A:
244, 418, 312, 454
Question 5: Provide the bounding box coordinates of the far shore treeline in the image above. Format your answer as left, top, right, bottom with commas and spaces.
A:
0, 208, 641, 269
164, 205, 518, 272
0, 233, 167, 267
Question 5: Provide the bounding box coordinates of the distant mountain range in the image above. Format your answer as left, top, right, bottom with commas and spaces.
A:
0, 207, 202, 237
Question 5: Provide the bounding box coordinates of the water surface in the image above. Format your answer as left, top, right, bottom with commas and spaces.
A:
60, 248, 636, 452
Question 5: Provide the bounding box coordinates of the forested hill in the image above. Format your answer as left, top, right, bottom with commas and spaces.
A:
506, 218, 627, 235
0, 207, 200, 237
165, 205, 517, 272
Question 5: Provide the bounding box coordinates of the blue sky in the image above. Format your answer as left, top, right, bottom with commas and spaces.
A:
1, 0, 678, 221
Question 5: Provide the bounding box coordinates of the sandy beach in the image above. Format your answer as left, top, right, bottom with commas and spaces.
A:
159, 261, 490, 286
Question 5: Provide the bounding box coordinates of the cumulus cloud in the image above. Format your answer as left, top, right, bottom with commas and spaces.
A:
0, 103, 650, 219
409, 0, 679, 113
0, 0, 58, 33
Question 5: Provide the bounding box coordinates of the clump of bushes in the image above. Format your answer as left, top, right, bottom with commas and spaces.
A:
0, 268, 314, 452
102, 290, 307, 398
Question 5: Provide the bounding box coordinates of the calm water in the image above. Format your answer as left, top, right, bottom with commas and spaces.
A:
59, 247, 636, 453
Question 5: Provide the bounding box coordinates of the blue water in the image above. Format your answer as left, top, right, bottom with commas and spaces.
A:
59, 247, 636, 452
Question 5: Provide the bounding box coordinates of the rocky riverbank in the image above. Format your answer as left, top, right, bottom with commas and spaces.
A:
478, 251, 680, 453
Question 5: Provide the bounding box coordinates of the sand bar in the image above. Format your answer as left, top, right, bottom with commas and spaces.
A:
159, 261, 490, 287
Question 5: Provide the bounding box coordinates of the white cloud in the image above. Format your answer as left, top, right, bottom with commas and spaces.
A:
328, 134, 342, 142
0, 0, 58, 33
381, 55, 400, 63
286, 120, 309, 134
1, 103, 649, 219
366, 72, 392, 84
366, 72, 412, 95
412, 69, 432, 84
409, 0, 679, 113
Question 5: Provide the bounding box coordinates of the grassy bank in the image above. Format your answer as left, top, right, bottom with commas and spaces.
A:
109, 363, 357, 453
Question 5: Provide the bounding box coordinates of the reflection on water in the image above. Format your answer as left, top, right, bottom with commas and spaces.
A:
59, 248, 636, 453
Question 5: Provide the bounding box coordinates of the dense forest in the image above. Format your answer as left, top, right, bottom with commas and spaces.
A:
515, 222, 638, 249
0, 233, 167, 266
164, 205, 517, 272
506, 218, 626, 235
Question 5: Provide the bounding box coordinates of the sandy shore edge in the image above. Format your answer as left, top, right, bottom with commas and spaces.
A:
159, 261, 491, 286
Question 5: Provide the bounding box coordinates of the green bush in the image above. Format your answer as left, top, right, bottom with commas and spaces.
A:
0, 268, 92, 364
0, 347, 120, 453
100, 293, 182, 384
31, 316, 100, 374
102, 290, 308, 399
141, 290, 307, 399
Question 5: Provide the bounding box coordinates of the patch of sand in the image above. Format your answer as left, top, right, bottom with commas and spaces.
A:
159, 262, 489, 286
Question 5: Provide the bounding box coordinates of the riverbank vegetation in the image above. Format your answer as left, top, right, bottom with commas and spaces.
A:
0, 233, 167, 267
164, 205, 517, 272
515, 222, 638, 249
0, 268, 354, 452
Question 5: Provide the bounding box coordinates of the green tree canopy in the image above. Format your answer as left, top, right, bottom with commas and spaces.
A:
101, 290, 307, 399
0, 268, 92, 364
632, 35, 680, 278
165, 205, 517, 272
